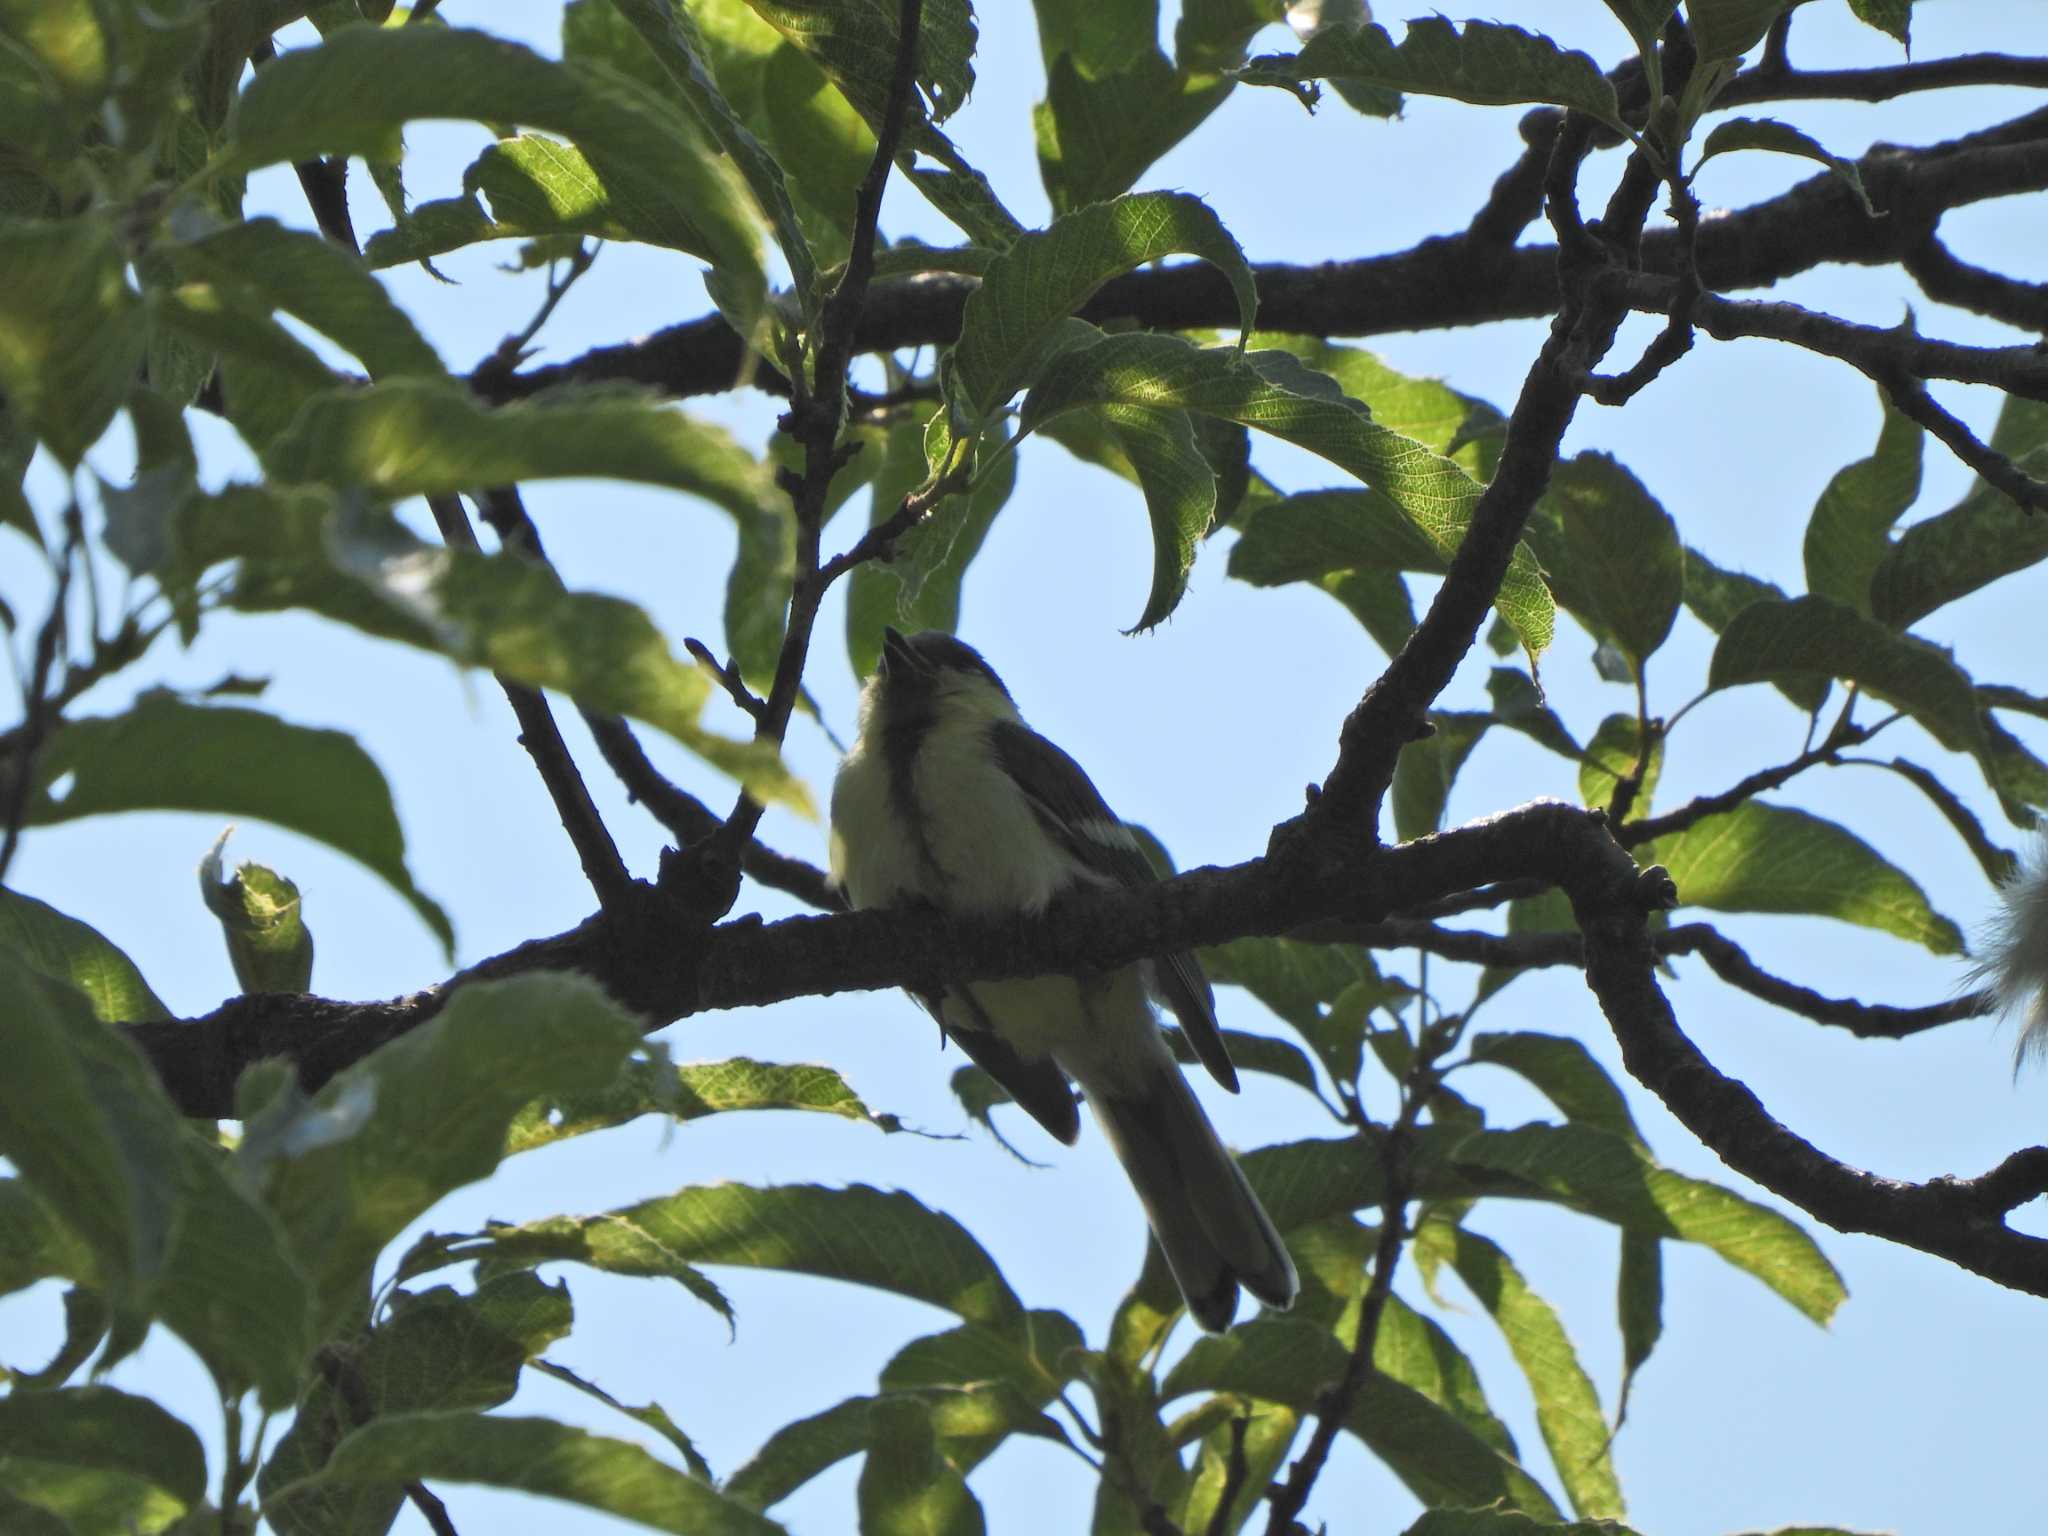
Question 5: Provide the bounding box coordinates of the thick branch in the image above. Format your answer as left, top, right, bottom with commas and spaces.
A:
486, 108, 2048, 406
1570, 855, 2048, 1296
1719, 54, 2048, 106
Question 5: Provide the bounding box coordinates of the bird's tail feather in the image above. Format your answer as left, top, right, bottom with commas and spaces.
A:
1088, 1061, 1298, 1333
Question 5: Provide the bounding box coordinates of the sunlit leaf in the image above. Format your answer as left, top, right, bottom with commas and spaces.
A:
255, 973, 643, 1335
1165, 1319, 1562, 1516
0, 217, 145, 465
1024, 335, 1554, 653
0, 1387, 205, 1513
858, 1396, 986, 1536
949, 191, 1257, 428
1236, 16, 1627, 131
271, 1414, 784, 1535
1650, 798, 1961, 953
226, 24, 765, 300
0, 889, 169, 1022
504, 1055, 904, 1154
1687, 0, 1795, 62
1524, 453, 1682, 679
1578, 713, 1662, 815
1414, 1221, 1622, 1519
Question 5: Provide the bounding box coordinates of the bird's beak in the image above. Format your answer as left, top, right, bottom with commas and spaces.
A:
880, 627, 917, 677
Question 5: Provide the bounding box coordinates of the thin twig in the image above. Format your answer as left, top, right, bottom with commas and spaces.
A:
472, 242, 599, 393
1616, 713, 1884, 847
1663, 284, 2048, 403
1879, 369, 2048, 511
474, 487, 839, 910
1263, 1029, 1433, 1534
683, 637, 768, 724
424, 493, 633, 908
711, 0, 926, 866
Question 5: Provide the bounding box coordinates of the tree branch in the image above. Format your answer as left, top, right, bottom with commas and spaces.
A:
1903, 232, 2048, 333
484, 110, 2048, 407
1572, 859, 2048, 1297
423, 494, 632, 908
1719, 53, 2048, 106
711, 0, 925, 865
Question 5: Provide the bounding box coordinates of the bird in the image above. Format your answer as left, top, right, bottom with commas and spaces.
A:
828, 626, 1298, 1331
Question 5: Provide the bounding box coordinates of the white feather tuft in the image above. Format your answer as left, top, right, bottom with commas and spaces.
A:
1974, 832, 2048, 1071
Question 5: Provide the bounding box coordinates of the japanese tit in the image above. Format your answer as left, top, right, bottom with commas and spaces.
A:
829, 627, 1298, 1331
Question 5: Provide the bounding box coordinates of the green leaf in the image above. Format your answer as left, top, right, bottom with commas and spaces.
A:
225, 24, 765, 294
256, 973, 643, 1335
1487, 668, 1580, 758
858, 1396, 986, 1536
0, 888, 169, 1022
0, 1471, 181, 1536
1176, 1400, 1298, 1536
1415, 1222, 1622, 1520
1801, 389, 1923, 614
1228, 488, 1442, 654
949, 191, 1257, 428
265, 378, 773, 501
1035, 38, 1231, 214
1699, 118, 1879, 217
1024, 335, 1554, 654
1164, 1319, 1562, 1517
1392, 711, 1490, 842
148, 280, 336, 452
260, 1271, 572, 1529
0, 1388, 206, 1512
1870, 395, 2048, 628
171, 217, 444, 380
1451, 1124, 1847, 1323
1686, 0, 1795, 62
1578, 713, 1662, 814
740, 0, 1019, 246
604, 0, 821, 303
1846, 0, 1912, 45
1616, 1229, 1662, 1426
530, 1360, 715, 1482
1252, 335, 1508, 482
1235, 16, 1627, 132
320, 500, 807, 812
1652, 798, 1962, 953
1708, 595, 1994, 795
1087, 403, 1219, 631
1462, 1031, 1643, 1144
0, 954, 313, 1402
0, 217, 146, 465
199, 829, 315, 995
1524, 453, 1682, 679
28, 695, 452, 955
504, 1054, 904, 1154
0, 1181, 94, 1299
0, 954, 184, 1318
434, 1184, 1022, 1327
1681, 545, 1827, 712
1200, 936, 1407, 1085
271, 1414, 784, 1535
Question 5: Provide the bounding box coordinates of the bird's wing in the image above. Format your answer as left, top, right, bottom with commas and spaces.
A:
923, 985, 1082, 1145
987, 720, 1237, 1093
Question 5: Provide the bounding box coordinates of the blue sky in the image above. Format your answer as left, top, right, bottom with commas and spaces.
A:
5, 2, 2047, 1533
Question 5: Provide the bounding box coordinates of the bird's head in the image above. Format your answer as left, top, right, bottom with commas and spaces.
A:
859, 627, 1017, 737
